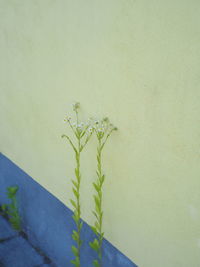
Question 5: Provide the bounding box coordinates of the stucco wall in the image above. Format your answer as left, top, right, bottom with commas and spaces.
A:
0, 1, 200, 266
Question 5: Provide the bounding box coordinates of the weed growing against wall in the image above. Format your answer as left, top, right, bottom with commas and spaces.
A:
1, 186, 22, 231
62, 103, 117, 266
62, 102, 93, 267
89, 118, 117, 267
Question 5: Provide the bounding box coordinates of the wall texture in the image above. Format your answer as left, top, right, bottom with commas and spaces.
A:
0, 1, 200, 266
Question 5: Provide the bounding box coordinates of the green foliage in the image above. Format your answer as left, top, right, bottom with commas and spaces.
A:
1, 186, 22, 231
93, 259, 100, 267
62, 104, 117, 267
90, 118, 117, 267
89, 238, 100, 252
62, 102, 93, 267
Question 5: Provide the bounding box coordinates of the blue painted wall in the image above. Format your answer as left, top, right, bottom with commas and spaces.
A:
0, 153, 137, 267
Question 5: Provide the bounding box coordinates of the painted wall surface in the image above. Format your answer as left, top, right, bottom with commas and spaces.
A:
0, 1, 200, 266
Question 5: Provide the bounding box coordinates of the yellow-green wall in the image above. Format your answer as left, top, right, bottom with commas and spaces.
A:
1, 1, 200, 266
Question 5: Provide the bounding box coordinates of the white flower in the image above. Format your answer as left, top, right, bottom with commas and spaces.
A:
88, 127, 93, 133
63, 116, 71, 123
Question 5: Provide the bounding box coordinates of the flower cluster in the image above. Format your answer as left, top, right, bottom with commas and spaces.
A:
64, 117, 93, 136
90, 117, 117, 140
64, 104, 93, 137
64, 103, 117, 139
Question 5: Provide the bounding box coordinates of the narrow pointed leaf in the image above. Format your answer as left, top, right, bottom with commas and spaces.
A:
73, 188, 79, 199
80, 221, 83, 230
72, 230, 79, 241
94, 195, 100, 208
92, 211, 98, 220
72, 179, 78, 189
93, 260, 100, 267
95, 221, 100, 231
90, 238, 99, 252
70, 199, 77, 209
90, 226, 98, 235
72, 245, 79, 257
93, 182, 100, 192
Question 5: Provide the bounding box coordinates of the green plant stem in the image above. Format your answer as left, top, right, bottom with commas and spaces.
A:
71, 134, 82, 267
97, 139, 103, 265
91, 137, 104, 267
63, 130, 93, 267
63, 102, 94, 266
76, 137, 81, 262
91, 128, 116, 267
98, 139, 104, 260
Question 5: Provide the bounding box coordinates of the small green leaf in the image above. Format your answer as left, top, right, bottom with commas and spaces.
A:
72, 213, 79, 224
101, 232, 104, 238
1, 204, 7, 212
93, 259, 100, 267
7, 186, 18, 195
70, 259, 75, 266
9, 217, 21, 231
93, 182, 100, 192
72, 230, 79, 241
7, 186, 18, 198
94, 238, 99, 247
70, 259, 76, 266
71, 245, 78, 257
70, 257, 80, 267
90, 226, 98, 235
73, 188, 79, 199
97, 155, 100, 163
72, 179, 78, 189
92, 211, 98, 220
95, 221, 100, 231
94, 195, 100, 208
95, 205, 101, 215
80, 221, 83, 230
100, 175, 105, 185
90, 239, 99, 252
70, 199, 77, 209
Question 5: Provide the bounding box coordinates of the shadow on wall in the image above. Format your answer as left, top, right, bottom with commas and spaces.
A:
0, 153, 137, 267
